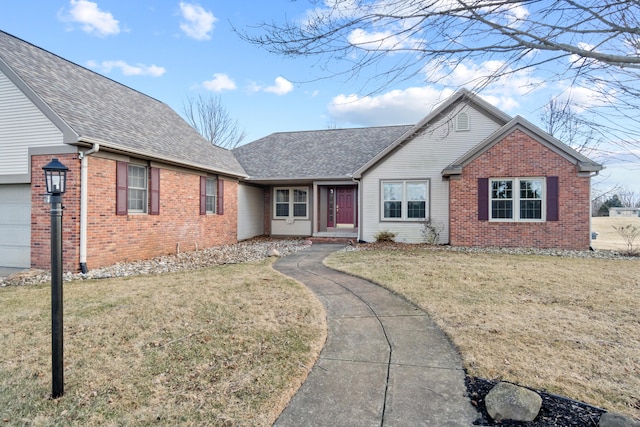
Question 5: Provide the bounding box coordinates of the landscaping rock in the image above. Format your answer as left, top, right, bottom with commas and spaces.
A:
485, 381, 542, 422
268, 248, 281, 257
599, 412, 640, 427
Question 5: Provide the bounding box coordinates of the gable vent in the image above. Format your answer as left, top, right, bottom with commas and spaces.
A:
455, 112, 470, 131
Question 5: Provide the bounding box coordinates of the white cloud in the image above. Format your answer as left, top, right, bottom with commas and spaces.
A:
179, 2, 217, 41
327, 86, 455, 126
202, 73, 237, 92
249, 77, 294, 95
423, 58, 545, 111
62, 0, 120, 37
264, 77, 294, 95
87, 60, 166, 77
347, 28, 422, 51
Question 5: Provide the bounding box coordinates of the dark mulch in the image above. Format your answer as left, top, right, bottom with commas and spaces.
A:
466, 377, 606, 426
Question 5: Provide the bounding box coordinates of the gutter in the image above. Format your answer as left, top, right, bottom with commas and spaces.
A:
78, 142, 100, 273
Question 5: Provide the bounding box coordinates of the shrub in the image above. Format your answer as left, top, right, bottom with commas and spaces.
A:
421, 219, 444, 244
374, 230, 397, 242
612, 224, 640, 256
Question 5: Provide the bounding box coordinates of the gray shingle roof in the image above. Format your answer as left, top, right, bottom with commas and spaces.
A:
0, 30, 245, 177
233, 125, 413, 181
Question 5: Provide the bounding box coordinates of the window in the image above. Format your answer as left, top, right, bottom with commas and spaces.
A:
200, 176, 224, 215
127, 164, 147, 213
205, 177, 217, 214
382, 180, 428, 220
274, 188, 308, 218
490, 178, 544, 221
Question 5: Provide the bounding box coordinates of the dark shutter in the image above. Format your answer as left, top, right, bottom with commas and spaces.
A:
546, 176, 559, 221
200, 176, 207, 215
217, 179, 224, 215
116, 161, 128, 215
150, 167, 160, 215
478, 178, 489, 221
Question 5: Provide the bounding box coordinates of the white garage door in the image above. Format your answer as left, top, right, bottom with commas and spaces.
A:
0, 184, 31, 268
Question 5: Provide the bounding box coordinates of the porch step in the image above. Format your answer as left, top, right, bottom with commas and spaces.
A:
309, 236, 356, 244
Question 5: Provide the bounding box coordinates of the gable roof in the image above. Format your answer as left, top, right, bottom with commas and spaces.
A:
233, 125, 413, 182
0, 30, 245, 178
352, 89, 512, 178
442, 115, 603, 175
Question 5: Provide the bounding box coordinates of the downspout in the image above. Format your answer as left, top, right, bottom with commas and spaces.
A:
78, 143, 100, 273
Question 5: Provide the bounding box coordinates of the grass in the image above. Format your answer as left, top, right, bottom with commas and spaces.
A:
0, 259, 325, 426
325, 246, 640, 420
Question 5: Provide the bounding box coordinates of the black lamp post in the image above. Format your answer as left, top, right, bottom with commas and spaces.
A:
42, 158, 68, 399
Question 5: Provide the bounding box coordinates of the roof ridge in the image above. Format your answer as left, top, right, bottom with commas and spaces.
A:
267, 124, 414, 136
0, 29, 165, 106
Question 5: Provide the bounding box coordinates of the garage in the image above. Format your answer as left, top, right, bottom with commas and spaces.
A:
0, 184, 31, 268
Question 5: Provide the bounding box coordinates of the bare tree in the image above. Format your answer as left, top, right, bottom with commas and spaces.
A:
182, 94, 246, 149
241, 0, 640, 154
618, 189, 640, 208
539, 97, 602, 158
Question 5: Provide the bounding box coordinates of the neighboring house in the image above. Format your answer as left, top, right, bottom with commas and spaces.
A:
0, 30, 603, 272
0, 30, 246, 271
609, 207, 640, 217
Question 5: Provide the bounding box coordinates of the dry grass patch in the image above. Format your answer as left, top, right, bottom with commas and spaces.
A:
0, 260, 325, 426
592, 216, 640, 252
325, 248, 640, 420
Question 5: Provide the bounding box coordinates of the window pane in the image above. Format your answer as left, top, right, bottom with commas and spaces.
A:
407, 201, 426, 218
384, 201, 402, 218
206, 178, 217, 195
407, 182, 426, 201
293, 203, 307, 217
520, 180, 542, 199
492, 200, 513, 219
276, 204, 289, 217
383, 183, 402, 201
293, 189, 307, 203
491, 180, 512, 199
276, 189, 289, 203
520, 200, 542, 219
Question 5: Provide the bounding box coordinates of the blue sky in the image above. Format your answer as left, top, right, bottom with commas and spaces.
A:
1, 1, 638, 195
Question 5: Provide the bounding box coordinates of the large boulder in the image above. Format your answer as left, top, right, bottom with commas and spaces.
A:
599, 412, 640, 427
485, 382, 542, 422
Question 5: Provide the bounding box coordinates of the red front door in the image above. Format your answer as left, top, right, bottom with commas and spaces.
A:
336, 187, 355, 226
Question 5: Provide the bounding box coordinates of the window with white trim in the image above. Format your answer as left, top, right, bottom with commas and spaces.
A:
274, 187, 308, 218
490, 178, 544, 221
205, 177, 217, 214
128, 164, 147, 213
382, 180, 428, 220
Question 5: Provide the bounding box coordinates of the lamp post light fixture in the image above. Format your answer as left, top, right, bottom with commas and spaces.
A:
42, 158, 68, 399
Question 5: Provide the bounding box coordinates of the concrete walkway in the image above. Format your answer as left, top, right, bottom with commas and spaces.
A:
273, 244, 477, 427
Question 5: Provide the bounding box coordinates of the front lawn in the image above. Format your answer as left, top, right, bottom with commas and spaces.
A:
0, 260, 325, 426
325, 247, 640, 420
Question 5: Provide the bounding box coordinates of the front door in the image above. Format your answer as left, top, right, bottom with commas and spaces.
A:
336, 187, 356, 227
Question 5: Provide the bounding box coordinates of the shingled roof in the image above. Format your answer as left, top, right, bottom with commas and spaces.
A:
233, 125, 413, 182
0, 30, 245, 177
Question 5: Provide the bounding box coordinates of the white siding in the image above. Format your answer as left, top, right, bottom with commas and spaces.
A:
0, 71, 63, 176
272, 219, 312, 236
361, 105, 503, 243
0, 184, 31, 267
237, 184, 265, 240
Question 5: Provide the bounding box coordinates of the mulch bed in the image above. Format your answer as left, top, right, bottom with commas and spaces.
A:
466, 377, 606, 426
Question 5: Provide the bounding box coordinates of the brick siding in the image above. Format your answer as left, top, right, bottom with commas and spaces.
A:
449, 129, 592, 250
31, 155, 238, 272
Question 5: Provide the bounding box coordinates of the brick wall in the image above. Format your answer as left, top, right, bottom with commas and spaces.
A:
449, 129, 592, 250
31, 153, 81, 272
31, 155, 238, 272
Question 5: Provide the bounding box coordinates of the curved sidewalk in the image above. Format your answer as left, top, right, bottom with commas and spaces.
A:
273, 244, 477, 427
